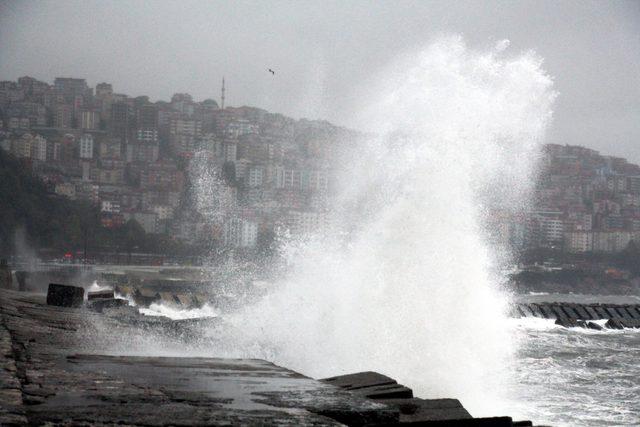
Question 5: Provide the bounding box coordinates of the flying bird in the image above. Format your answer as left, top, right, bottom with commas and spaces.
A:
268, 68, 275, 75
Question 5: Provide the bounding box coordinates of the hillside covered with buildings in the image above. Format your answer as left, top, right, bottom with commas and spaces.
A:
1, 75, 639, 265
0, 76, 357, 261
501, 145, 640, 255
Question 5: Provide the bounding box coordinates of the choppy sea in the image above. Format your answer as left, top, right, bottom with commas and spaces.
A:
506, 294, 640, 426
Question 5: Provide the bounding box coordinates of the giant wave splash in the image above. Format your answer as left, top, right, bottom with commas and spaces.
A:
201, 36, 556, 415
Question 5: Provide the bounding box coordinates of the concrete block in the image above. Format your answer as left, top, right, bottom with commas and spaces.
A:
615, 307, 633, 320
519, 304, 535, 317
585, 321, 603, 331
528, 304, 544, 318
15, 271, 28, 291
619, 319, 640, 329
86, 298, 128, 313
551, 305, 568, 321
584, 306, 600, 320
594, 306, 610, 319
561, 305, 579, 319
605, 307, 620, 319
623, 307, 640, 320
351, 384, 414, 400
539, 304, 555, 319
378, 398, 472, 422
87, 289, 115, 300
46, 283, 84, 308
572, 305, 591, 320
322, 371, 397, 391
605, 318, 624, 329
555, 317, 578, 328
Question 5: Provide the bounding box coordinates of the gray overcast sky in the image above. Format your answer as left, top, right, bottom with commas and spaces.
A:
1, 0, 639, 161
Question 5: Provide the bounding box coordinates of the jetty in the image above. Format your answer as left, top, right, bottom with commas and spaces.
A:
512, 302, 640, 329
0, 284, 539, 426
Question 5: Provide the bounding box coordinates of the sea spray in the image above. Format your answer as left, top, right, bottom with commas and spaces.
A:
204, 36, 556, 416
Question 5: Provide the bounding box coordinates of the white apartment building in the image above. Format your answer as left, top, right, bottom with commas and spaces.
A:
285, 210, 329, 235
275, 167, 302, 189
137, 128, 158, 143
223, 217, 258, 248
101, 200, 121, 213
248, 167, 264, 187
79, 134, 94, 159
31, 135, 47, 161
564, 231, 593, 253
81, 110, 99, 130
152, 205, 174, 220
13, 134, 32, 158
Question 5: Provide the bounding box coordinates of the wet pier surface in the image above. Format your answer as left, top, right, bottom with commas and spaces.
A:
1, 288, 536, 426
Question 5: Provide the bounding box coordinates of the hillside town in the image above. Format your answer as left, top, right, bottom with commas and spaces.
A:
493, 145, 640, 254
0, 76, 355, 255
1, 76, 639, 257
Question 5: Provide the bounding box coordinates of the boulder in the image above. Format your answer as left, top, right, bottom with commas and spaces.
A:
46, 283, 84, 308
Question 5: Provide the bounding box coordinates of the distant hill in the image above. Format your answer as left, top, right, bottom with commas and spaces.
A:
0, 150, 208, 260
0, 149, 99, 257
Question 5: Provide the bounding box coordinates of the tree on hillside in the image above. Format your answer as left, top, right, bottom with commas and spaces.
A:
618, 240, 640, 277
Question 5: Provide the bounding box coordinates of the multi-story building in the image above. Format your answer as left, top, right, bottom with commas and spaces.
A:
81, 110, 99, 130
99, 138, 122, 160
54, 78, 90, 102
284, 210, 330, 235
13, 134, 33, 158
31, 135, 47, 161
95, 83, 113, 98
169, 117, 202, 155
223, 217, 258, 247
109, 101, 130, 141
101, 200, 121, 213
137, 104, 159, 129
53, 104, 73, 129
79, 134, 94, 159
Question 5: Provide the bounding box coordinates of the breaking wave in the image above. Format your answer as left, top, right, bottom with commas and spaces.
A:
203, 36, 556, 416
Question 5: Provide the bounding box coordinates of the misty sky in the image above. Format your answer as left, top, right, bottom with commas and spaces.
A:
1, 0, 639, 161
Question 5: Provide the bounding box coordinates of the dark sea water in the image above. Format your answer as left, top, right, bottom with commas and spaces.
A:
507, 294, 640, 426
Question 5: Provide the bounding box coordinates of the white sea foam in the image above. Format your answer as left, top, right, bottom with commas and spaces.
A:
139, 303, 218, 320
88, 281, 111, 293
198, 36, 556, 416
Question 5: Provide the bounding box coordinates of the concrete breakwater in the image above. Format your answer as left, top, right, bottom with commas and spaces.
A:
511, 302, 640, 329
0, 284, 543, 426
